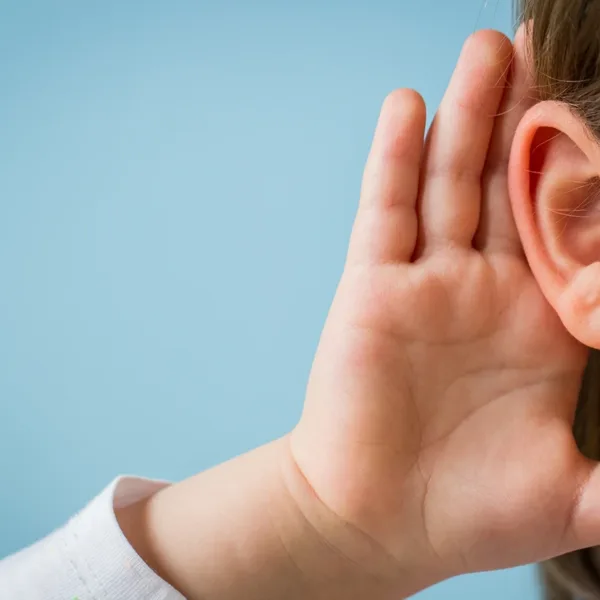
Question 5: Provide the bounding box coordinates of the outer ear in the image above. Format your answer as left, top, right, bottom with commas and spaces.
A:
509, 101, 600, 348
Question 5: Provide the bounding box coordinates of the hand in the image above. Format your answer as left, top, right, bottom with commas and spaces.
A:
115, 28, 598, 600
289, 27, 596, 593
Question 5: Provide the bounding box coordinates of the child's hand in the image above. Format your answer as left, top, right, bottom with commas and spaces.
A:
115, 28, 600, 600
289, 27, 595, 590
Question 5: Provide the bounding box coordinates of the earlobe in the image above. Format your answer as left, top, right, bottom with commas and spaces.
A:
509, 101, 600, 348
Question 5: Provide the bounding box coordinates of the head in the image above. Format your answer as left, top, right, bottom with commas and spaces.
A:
513, 1, 600, 598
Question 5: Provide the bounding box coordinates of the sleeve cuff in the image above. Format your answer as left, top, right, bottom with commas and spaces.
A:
61, 476, 186, 600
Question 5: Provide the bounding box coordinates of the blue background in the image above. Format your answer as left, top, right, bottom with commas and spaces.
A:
0, 0, 541, 597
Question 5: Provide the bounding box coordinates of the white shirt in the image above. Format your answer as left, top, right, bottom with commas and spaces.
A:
0, 477, 185, 600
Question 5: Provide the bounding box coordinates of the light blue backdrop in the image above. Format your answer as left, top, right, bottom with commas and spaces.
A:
0, 1, 541, 597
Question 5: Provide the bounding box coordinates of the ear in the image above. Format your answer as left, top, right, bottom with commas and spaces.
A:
509, 101, 600, 348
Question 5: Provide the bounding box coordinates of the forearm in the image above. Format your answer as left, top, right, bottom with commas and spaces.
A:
118, 439, 313, 599
117, 437, 423, 600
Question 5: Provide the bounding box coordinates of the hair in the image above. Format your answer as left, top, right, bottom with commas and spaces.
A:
513, 2, 600, 597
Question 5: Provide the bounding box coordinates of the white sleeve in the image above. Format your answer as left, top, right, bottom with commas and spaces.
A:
0, 477, 186, 600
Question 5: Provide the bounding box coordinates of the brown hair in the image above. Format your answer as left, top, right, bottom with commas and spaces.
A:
514, 2, 600, 597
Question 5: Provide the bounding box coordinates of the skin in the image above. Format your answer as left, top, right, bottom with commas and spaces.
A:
511, 100, 600, 349
116, 27, 600, 600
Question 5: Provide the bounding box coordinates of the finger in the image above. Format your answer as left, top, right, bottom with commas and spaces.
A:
475, 24, 536, 255
416, 30, 513, 254
347, 89, 426, 266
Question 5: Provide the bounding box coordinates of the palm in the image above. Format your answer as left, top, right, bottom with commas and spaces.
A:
386, 250, 585, 572
290, 30, 599, 584
295, 251, 586, 576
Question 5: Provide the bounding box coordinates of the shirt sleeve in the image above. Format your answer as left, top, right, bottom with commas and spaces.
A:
0, 477, 186, 600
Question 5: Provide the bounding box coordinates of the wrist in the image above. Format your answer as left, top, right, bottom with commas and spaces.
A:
117, 439, 392, 600
280, 435, 441, 599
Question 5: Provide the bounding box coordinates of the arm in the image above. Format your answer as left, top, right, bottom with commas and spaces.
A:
0, 438, 423, 600
116, 437, 425, 600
